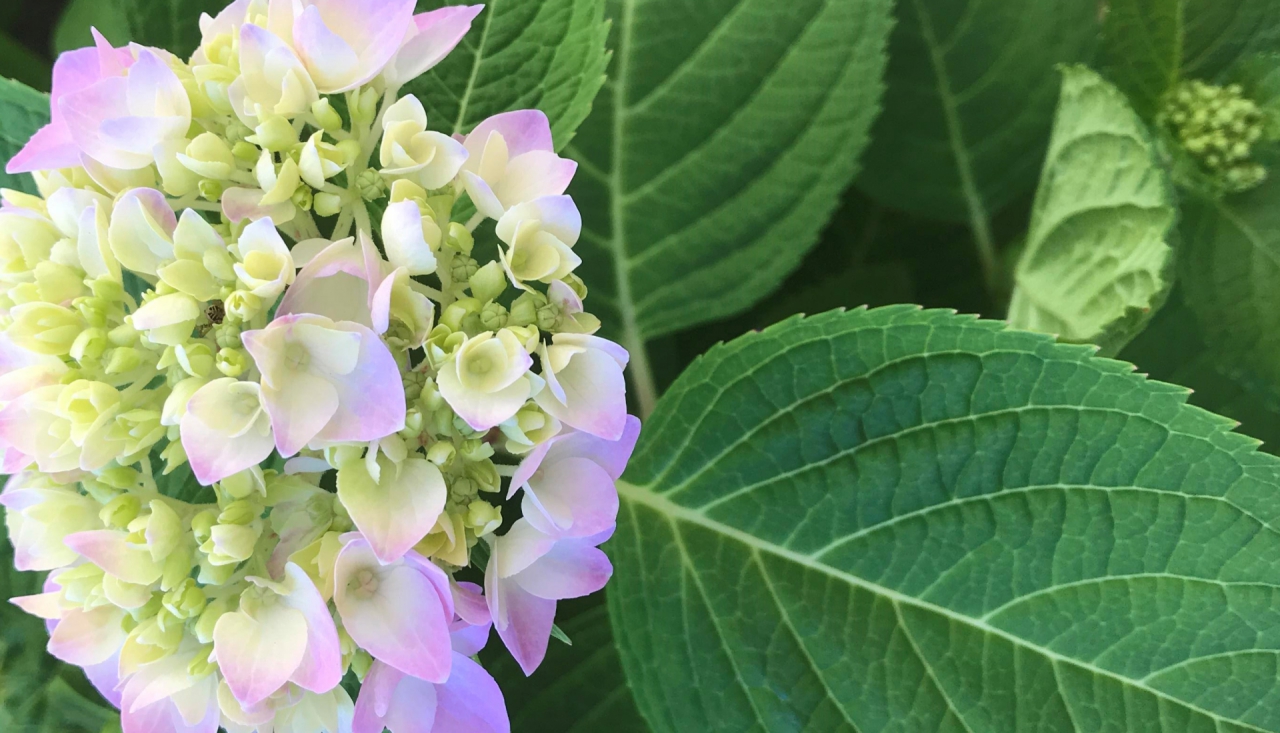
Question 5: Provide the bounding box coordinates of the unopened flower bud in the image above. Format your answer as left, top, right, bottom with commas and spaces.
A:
221, 466, 265, 499
249, 116, 299, 152
479, 301, 508, 330
100, 494, 141, 528
441, 298, 482, 331
198, 179, 224, 201
232, 141, 260, 162
194, 597, 230, 644
217, 500, 259, 526
311, 98, 343, 132
469, 261, 507, 302
313, 192, 343, 217
225, 290, 262, 321
188, 646, 218, 678
353, 87, 380, 127
179, 133, 236, 179
446, 221, 473, 254
466, 500, 502, 535
163, 578, 207, 619
562, 272, 588, 299
100, 466, 140, 490
216, 347, 248, 377
508, 290, 546, 327
357, 169, 387, 201
191, 509, 218, 543
426, 441, 456, 467
70, 327, 108, 363
105, 347, 144, 374
292, 185, 313, 211
450, 255, 479, 285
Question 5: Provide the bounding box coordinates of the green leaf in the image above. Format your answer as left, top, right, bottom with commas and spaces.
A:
856, 0, 1098, 223
405, 0, 610, 149
1178, 154, 1280, 404
569, 0, 893, 410
485, 604, 648, 732
119, 0, 231, 59
611, 306, 1280, 732
1008, 66, 1176, 355
1182, 0, 1280, 81
0, 77, 50, 196
0, 31, 52, 93
54, 0, 132, 55
1100, 0, 1181, 118
1120, 288, 1280, 451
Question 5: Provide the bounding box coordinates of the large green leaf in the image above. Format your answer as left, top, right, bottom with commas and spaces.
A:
0, 77, 49, 196
856, 0, 1098, 226
1179, 155, 1280, 403
610, 306, 1280, 732
485, 603, 648, 732
406, 0, 609, 149
1121, 289, 1280, 452
569, 0, 892, 412
1008, 66, 1175, 354
54, 0, 132, 55
1100, 0, 1181, 118
1182, 0, 1280, 81
118, 0, 231, 59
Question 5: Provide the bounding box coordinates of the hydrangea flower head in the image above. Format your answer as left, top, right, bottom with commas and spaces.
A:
1, 3, 636, 731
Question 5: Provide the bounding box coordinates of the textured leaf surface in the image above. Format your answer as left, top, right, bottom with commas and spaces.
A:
857, 0, 1098, 223
486, 604, 648, 732
1179, 158, 1280, 403
1101, 0, 1181, 118
1182, 0, 1280, 81
610, 306, 1280, 732
406, 0, 609, 148
119, 0, 231, 59
1008, 66, 1175, 354
568, 0, 893, 353
0, 78, 49, 196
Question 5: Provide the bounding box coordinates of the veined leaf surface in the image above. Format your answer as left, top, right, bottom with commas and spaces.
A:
611, 306, 1280, 732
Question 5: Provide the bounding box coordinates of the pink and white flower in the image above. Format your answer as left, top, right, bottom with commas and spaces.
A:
242, 313, 406, 456
437, 329, 537, 432
535, 334, 630, 440
460, 111, 577, 220
384, 5, 484, 86
180, 378, 276, 485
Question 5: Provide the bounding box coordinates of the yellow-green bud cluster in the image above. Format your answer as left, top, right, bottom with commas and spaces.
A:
1161, 80, 1269, 192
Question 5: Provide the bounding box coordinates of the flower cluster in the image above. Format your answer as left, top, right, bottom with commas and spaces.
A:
1, 1, 638, 732
1161, 79, 1269, 193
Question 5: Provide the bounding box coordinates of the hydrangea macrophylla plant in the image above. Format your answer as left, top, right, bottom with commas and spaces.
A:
0, 1, 637, 731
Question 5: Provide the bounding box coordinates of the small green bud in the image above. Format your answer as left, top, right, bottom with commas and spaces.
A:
446, 222, 473, 254
232, 141, 260, 162
162, 578, 207, 619
311, 98, 344, 132
198, 179, 224, 202
216, 347, 249, 377
562, 272, 588, 299
357, 169, 387, 201
292, 185, 313, 211
105, 347, 144, 374
249, 116, 299, 152
194, 597, 230, 644
99, 466, 140, 490
100, 494, 142, 528
479, 301, 508, 330
191, 509, 218, 543
508, 291, 547, 327
217, 499, 259, 526
466, 500, 502, 535
70, 327, 108, 364
180, 133, 236, 179
450, 255, 479, 286
469, 261, 507, 302
221, 467, 265, 499
187, 646, 218, 678
441, 298, 482, 331
426, 441, 456, 467
313, 192, 343, 217
353, 87, 380, 127
225, 290, 263, 321
107, 322, 139, 347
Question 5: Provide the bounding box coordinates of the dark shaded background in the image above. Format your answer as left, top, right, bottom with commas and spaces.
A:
0, 0, 130, 93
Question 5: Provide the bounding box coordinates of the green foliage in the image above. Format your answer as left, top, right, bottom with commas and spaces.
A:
1182, 0, 1280, 81
1008, 66, 1175, 355
54, 0, 132, 55
117, 0, 231, 60
1101, 0, 1182, 119
568, 0, 893, 378
611, 306, 1280, 732
1179, 154, 1280, 404
856, 0, 1098, 223
485, 604, 648, 732
0, 77, 48, 195
405, 0, 610, 147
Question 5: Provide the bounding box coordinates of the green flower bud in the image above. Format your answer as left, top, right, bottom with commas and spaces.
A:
72, 295, 110, 327
225, 290, 262, 321
357, 169, 387, 201
464, 457, 500, 492
426, 440, 456, 467
191, 509, 218, 543
217, 500, 260, 525
469, 261, 507, 302
311, 98, 344, 132
313, 192, 343, 217
232, 141, 260, 162
353, 87, 380, 127
198, 179, 224, 202
562, 272, 588, 299
350, 649, 374, 681
466, 500, 502, 535
105, 347, 144, 374
160, 543, 194, 591
536, 300, 560, 330
160, 438, 188, 474
100, 494, 141, 528
162, 578, 207, 619
179, 133, 236, 180
99, 466, 140, 490
479, 301, 508, 330
249, 116, 299, 152
70, 327, 109, 364
337, 139, 363, 167
389, 179, 427, 204
292, 185, 314, 212
221, 466, 265, 499
108, 322, 139, 347
446, 221, 473, 255
194, 597, 230, 644
216, 347, 249, 377
441, 298, 482, 331
508, 290, 547, 327
450, 255, 479, 286
400, 408, 425, 438
187, 645, 218, 678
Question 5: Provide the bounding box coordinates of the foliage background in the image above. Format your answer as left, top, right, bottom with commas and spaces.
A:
5, 0, 1280, 731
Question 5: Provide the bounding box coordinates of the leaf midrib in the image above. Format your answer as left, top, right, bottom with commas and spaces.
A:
617, 480, 1278, 733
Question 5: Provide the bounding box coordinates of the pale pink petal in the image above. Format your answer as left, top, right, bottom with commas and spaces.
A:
339, 457, 445, 564
64, 529, 163, 585
383, 668, 439, 733
464, 110, 554, 158
522, 457, 617, 539
535, 347, 627, 440
10, 590, 63, 618
334, 541, 453, 683
557, 415, 642, 479
452, 580, 490, 627
312, 326, 406, 445
293, 7, 361, 92
213, 600, 308, 707
60, 78, 140, 169
281, 562, 343, 694
494, 519, 556, 578
516, 538, 613, 600
181, 408, 275, 486
437, 365, 529, 432
499, 151, 576, 205
84, 650, 123, 709
276, 238, 374, 326
48, 604, 125, 666
389, 5, 483, 83
461, 171, 504, 220
262, 370, 339, 456
485, 571, 555, 676
432, 652, 510, 733
221, 187, 296, 224
6, 122, 80, 173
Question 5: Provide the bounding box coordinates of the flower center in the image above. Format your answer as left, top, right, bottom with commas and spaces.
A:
285, 343, 310, 370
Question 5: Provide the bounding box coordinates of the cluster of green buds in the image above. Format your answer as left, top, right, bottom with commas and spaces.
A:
1161, 79, 1269, 193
